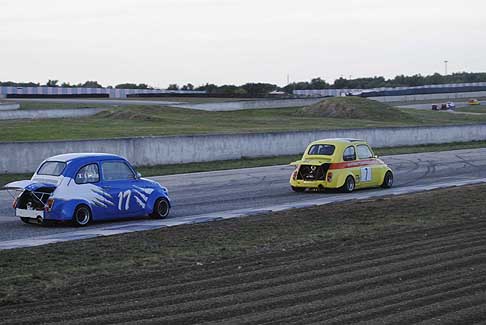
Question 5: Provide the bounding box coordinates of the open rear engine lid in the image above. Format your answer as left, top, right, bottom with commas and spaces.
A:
290, 158, 331, 166
4, 180, 57, 191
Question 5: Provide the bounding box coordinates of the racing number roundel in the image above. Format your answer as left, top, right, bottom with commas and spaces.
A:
360, 167, 372, 182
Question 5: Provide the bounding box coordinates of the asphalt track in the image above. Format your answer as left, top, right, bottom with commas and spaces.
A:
398, 101, 486, 110
0, 148, 485, 249
0, 108, 105, 120
5, 98, 314, 111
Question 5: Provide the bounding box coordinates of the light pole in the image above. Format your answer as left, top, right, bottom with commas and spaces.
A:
444, 60, 448, 75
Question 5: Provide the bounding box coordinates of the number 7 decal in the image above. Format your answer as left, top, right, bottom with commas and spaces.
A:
360, 167, 372, 182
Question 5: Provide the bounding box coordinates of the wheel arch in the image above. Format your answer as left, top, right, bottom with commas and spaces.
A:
55, 199, 94, 222
145, 191, 171, 216
335, 170, 355, 188
380, 167, 394, 184
72, 202, 93, 226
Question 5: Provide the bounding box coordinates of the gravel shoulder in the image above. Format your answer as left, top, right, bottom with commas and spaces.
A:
1, 184, 485, 324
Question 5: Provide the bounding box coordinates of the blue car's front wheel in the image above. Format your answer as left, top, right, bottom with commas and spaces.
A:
151, 198, 170, 219
73, 205, 92, 227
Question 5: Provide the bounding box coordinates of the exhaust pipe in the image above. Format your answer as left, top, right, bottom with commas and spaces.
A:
36, 216, 44, 225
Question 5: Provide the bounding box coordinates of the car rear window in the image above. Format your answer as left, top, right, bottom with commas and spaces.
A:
37, 161, 66, 176
308, 144, 335, 156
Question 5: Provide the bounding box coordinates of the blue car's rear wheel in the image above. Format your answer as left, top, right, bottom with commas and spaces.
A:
151, 198, 170, 219
20, 217, 32, 224
73, 205, 92, 227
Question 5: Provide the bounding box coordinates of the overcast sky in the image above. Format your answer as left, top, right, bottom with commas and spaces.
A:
1, 0, 485, 88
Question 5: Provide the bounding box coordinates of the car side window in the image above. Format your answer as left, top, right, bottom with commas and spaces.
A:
75, 164, 100, 184
343, 146, 356, 161
102, 161, 135, 181
357, 145, 373, 160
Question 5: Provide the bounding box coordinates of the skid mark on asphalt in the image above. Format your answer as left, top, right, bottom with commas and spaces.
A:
455, 154, 483, 169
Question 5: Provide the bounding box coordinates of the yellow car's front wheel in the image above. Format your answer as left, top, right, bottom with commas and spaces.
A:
381, 171, 394, 188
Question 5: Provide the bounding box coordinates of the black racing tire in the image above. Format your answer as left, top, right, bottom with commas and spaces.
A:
381, 171, 394, 189
20, 217, 32, 224
291, 186, 306, 193
151, 198, 170, 219
73, 205, 92, 227
341, 176, 355, 193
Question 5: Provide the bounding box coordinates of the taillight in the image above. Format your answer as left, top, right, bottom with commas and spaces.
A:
327, 172, 333, 182
292, 168, 298, 180
45, 199, 55, 212
12, 197, 18, 209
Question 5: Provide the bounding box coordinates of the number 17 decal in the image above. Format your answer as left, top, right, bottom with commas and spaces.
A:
118, 190, 131, 210
360, 167, 372, 182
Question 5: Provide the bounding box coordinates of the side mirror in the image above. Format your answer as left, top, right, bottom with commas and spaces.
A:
136, 172, 142, 179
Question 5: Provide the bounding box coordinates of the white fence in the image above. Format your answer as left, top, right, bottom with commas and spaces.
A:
0, 86, 205, 99
293, 82, 486, 97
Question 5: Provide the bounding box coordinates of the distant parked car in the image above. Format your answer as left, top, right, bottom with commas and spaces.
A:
468, 99, 480, 105
4, 153, 171, 226
435, 102, 455, 110
289, 138, 393, 193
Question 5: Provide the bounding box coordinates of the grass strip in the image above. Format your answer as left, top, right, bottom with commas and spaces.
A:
3, 101, 486, 142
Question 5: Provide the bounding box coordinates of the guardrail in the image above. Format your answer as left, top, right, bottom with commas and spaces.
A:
1, 124, 486, 173
370, 91, 486, 102
0, 103, 20, 111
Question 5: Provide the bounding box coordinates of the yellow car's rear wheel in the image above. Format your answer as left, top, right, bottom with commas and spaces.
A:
341, 176, 355, 193
291, 186, 306, 193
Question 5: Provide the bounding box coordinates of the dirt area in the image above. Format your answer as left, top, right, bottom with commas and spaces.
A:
1, 185, 486, 324
298, 96, 414, 122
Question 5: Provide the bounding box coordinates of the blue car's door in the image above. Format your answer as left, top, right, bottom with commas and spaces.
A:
100, 160, 145, 218
73, 162, 113, 220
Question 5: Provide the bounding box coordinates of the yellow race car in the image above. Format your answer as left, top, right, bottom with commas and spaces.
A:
289, 138, 393, 193
468, 99, 480, 105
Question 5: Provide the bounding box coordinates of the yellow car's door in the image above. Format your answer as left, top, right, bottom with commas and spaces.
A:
342, 145, 362, 189
356, 144, 380, 187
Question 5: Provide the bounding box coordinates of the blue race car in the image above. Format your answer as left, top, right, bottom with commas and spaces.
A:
5, 153, 171, 226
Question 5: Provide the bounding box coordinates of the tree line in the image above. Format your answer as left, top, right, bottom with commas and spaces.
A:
2, 72, 486, 96
282, 72, 486, 92
0, 80, 154, 90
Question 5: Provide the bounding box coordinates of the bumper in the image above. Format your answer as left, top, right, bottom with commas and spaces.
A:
16, 208, 44, 220
16, 208, 68, 222
290, 179, 335, 189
